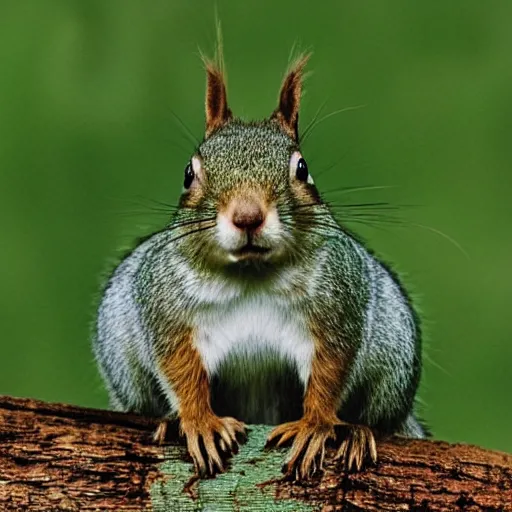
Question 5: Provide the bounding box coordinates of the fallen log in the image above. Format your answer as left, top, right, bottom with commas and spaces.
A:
0, 396, 510, 511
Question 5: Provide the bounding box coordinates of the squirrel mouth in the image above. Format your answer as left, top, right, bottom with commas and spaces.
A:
232, 244, 271, 259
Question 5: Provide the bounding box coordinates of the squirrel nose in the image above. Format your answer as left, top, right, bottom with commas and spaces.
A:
232, 201, 265, 232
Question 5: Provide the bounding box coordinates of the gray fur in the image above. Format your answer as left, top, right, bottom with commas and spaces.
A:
93, 116, 427, 438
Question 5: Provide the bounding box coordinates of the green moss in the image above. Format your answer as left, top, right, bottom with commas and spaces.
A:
150, 425, 315, 511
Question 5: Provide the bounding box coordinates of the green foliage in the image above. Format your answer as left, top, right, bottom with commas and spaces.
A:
0, 1, 510, 452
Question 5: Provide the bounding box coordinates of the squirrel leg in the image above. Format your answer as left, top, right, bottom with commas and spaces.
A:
266, 344, 376, 479
157, 332, 246, 477
266, 345, 342, 479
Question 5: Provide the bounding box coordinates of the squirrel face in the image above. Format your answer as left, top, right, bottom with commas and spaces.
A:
175, 55, 324, 270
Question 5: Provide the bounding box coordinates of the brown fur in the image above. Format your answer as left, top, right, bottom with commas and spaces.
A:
178, 156, 207, 208
290, 178, 321, 206
219, 187, 269, 225
266, 325, 377, 479
160, 330, 210, 422
303, 337, 346, 423
272, 53, 310, 141
204, 63, 232, 137
157, 329, 246, 476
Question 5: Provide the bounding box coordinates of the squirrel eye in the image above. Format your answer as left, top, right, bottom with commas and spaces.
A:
295, 158, 309, 182
183, 162, 195, 189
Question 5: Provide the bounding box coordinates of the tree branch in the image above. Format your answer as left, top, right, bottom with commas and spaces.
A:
0, 396, 510, 511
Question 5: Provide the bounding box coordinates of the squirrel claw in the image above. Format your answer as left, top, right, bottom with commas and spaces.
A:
153, 420, 168, 445
334, 424, 377, 472
181, 415, 246, 477
267, 419, 336, 481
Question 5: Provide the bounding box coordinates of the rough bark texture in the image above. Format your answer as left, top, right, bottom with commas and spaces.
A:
0, 396, 510, 511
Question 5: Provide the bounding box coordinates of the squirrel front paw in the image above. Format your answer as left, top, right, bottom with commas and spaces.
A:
174, 414, 246, 477
265, 418, 337, 480
266, 418, 378, 479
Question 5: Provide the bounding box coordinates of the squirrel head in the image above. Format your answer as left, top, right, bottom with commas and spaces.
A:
176, 54, 326, 271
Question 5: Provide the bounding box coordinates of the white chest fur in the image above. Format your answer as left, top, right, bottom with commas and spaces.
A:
194, 294, 315, 386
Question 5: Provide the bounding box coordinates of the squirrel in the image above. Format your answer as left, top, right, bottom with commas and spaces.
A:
93, 52, 428, 481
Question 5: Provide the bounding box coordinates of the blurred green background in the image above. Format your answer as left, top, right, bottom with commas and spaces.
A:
0, 1, 510, 453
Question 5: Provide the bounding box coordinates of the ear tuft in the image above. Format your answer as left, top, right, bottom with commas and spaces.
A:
201, 23, 232, 138
272, 53, 311, 141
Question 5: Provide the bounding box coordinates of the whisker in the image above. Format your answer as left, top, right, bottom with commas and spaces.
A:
113, 196, 180, 213
312, 161, 339, 180
282, 215, 344, 233
289, 210, 469, 259
165, 223, 216, 245
322, 185, 397, 196
168, 216, 218, 230
286, 201, 325, 211
285, 201, 407, 215
404, 222, 470, 260
114, 197, 213, 221
302, 210, 406, 226
300, 100, 328, 143
168, 139, 195, 156
135, 197, 180, 210
319, 215, 390, 231
113, 205, 212, 221
106, 196, 176, 209
283, 205, 404, 232
281, 213, 400, 244
343, 216, 404, 225
301, 105, 366, 144
339, 218, 396, 234
326, 202, 408, 211
311, 147, 359, 179
170, 110, 200, 147
280, 219, 340, 240
337, 215, 407, 228
114, 210, 174, 218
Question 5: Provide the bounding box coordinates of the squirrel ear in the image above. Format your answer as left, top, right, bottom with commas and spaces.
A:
272, 53, 310, 142
203, 19, 232, 137
204, 63, 232, 137
203, 21, 232, 138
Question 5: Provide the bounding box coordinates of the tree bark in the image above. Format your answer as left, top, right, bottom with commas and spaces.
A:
0, 396, 510, 511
